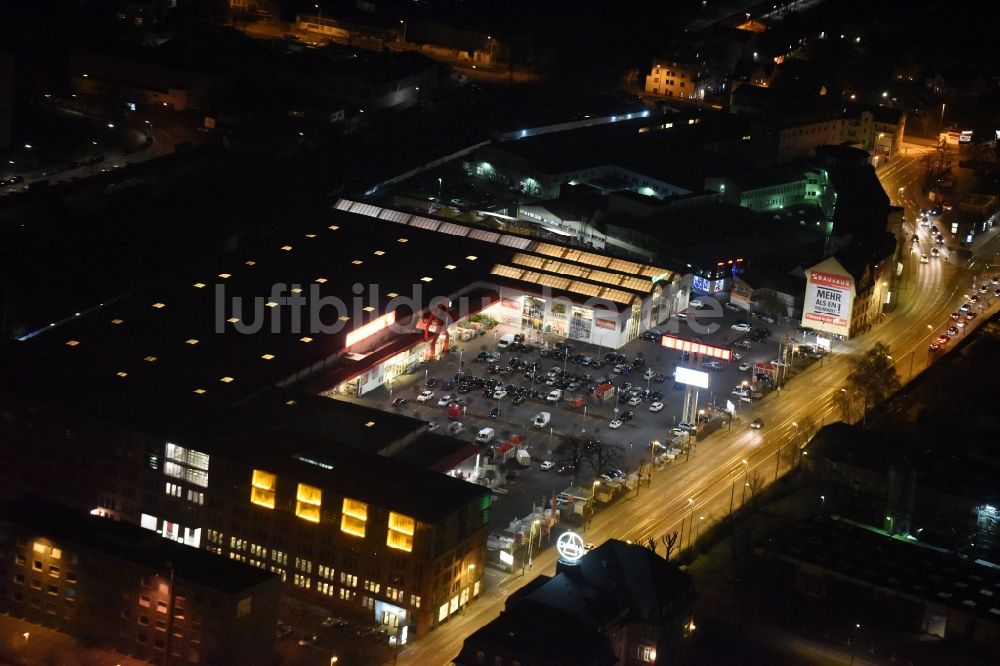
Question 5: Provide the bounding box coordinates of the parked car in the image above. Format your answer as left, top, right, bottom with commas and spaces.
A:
703, 360, 724, 371
648, 401, 664, 412
724, 302, 742, 312
750, 418, 764, 430
392, 397, 407, 407
540, 460, 556, 471
738, 361, 752, 372
425, 377, 438, 387
546, 389, 563, 402
417, 390, 435, 402
731, 322, 751, 332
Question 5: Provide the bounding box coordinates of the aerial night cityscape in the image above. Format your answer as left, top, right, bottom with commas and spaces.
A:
1, 1, 1000, 665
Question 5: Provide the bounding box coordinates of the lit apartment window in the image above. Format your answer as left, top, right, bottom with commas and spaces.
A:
295, 483, 322, 523
250, 470, 276, 508
340, 498, 367, 537
386, 512, 415, 552
165, 443, 186, 462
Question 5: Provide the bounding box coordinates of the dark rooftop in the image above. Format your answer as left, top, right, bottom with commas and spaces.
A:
0, 496, 276, 594
453, 599, 616, 666
758, 516, 1000, 623
510, 539, 695, 630
481, 113, 745, 192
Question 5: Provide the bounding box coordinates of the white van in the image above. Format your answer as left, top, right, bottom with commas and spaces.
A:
533, 411, 551, 428
475, 427, 495, 445
497, 333, 515, 349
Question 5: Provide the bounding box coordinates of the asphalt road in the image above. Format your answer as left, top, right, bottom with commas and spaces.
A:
392, 142, 1000, 666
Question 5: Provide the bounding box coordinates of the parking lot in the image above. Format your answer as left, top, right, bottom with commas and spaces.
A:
340, 297, 817, 530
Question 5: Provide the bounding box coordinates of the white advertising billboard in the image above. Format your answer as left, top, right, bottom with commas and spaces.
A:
802, 269, 853, 338
674, 366, 710, 389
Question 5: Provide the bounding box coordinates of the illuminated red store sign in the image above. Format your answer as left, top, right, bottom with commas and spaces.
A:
660, 335, 733, 361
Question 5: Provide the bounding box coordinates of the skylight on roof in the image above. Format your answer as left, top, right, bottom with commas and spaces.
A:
291, 287, 303, 294
186, 339, 199, 345
226, 317, 238, 324
266, 301, 278, 308
111, 318, 124, 325
387, 292, 398, 298
193, 282, 206, 289
286, 399, 297, 406
329, 225, 340, 231
144, 356, 157, 362
116, 371, 128, 378
352, 260, 363, 265
445, 264, 456, 270
300, 337, 314, 343
365, 421, 375, 427
152, 303, 166, 309
305, 233, 317, 238
362, 306, 375, 312
315, 277, 328, 284
338, 315, 349, 322
420, 276, 433, 282
466, 255, 478, 261
281, 245, 293, 251
218, 273, 231, 279
220, 376, 234, 383
373, 250, 385, 256
397, 237, 409, 243
65, 340, 80, 347
261, 353, 275, 360
193, 388, 206, 394
245, 260, 256, 266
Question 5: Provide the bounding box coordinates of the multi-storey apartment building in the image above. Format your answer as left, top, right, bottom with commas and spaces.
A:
0, 497, 280, 665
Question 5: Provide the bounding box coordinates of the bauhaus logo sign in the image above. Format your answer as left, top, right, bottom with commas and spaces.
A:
809, 271, 852, 290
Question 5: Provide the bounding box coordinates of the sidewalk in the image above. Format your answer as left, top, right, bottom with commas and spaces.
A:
0, 613, 147, 666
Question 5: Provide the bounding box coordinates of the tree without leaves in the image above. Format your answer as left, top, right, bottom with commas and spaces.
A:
834, 388, 856, 423
845, 342, 901, 419
554, 434, 589, 483
780, 413, 820, 470
661, 532, 678, 560
584, 439, 625, 478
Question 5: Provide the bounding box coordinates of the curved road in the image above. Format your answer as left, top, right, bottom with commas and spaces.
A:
396, 143, 1000, 665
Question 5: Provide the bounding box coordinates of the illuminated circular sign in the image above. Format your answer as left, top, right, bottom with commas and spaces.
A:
556, 531, 587, 563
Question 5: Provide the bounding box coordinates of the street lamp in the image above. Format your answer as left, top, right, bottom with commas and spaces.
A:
330, 658, 339, 666
686, 497, 694, 548
581, 404, 588, 433
740, 459, 750, 505
399, 19, 407, 43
